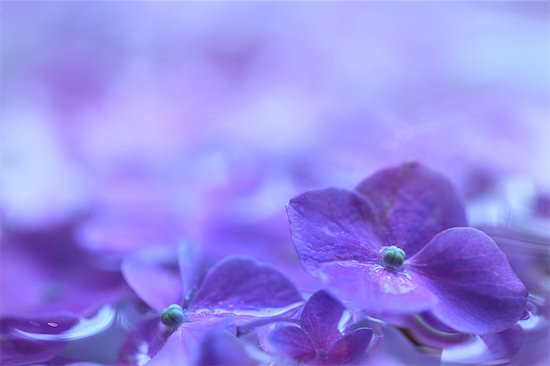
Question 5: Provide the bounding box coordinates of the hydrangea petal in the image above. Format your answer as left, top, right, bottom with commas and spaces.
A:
408, 227, 528, 334
287, 188, 381, 273
196, 329, 256, 366
301, 290, 346, 350
269, 326, 316, 362
121, 257, 182, 313
145, 326, 195, 366
327, 328, 373, 364
356, 162, 467, 256
177, 242, 205, 304
1, 230, 124, 318
189, 257, 301, 311
320, 262, 437, 314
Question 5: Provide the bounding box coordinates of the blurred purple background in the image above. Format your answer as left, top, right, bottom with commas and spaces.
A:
1, 1, 549, 365
2, 1, 548, 229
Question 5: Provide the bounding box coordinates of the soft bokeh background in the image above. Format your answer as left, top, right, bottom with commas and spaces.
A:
2, 1, 548, 229
1, 1, 549, 365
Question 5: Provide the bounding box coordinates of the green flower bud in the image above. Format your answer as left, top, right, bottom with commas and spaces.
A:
382, 246, 406, 270
161, 304, 187, 327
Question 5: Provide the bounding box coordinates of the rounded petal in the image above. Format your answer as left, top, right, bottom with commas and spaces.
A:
327, 328, 373, 364
121, 256, 182, 313
408, 227, 528, 334
1, 234, 124, 318
189, 257, 302, 311
356, 162, 467, 256
287, 188, 382, 274
268, 326, 316, 362
320, 262, 437, 315
301, 290, 346, 350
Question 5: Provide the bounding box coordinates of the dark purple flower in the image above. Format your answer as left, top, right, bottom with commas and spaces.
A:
287, 162, 527, 335
120, 250, 302, 364
268, 290, 373, 365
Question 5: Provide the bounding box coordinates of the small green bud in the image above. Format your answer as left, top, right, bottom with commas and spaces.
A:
161, 304, 187, 327
382, 246, 406, 270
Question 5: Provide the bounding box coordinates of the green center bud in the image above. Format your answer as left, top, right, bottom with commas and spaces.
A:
161, 304, 187, 327
381, 246, 406, 270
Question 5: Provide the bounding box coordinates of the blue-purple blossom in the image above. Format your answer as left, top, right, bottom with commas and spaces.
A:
287, 162, 528, 335
268, 290, 373, 365
1, 1, 547, 364
120, 250, 301, 364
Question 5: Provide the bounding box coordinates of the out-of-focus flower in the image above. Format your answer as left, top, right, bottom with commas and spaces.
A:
287, 162, 527, 334
0, 305, 118, 366
0, 224, 126, 318
268, 290, 373, 365
384, 311, 525, 365
1, 314, 79, 366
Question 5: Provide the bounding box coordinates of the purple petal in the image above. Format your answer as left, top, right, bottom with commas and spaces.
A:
269, 326, 316, 362
145, 326, 196, 366
121, 256, 182, 313
287, 188, 381, 273
190, 257, 301, 311
196, 329, 256, 366
177, 242, 206, 303
327, 328, 373, 364
1, 230, 124, 318
144, 318, 229, 366
408, 227, 528, 334
301, 290, 346, 350
320, 262, 437, 314
355, 162, 467, 256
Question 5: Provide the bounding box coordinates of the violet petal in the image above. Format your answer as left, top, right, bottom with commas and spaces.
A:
189, 257, 301, 311
320, 262, 437, 314
145, 326, 195, 366
355, 162, 467, 256
269, 326, 316, 362
408, 227, 528, 334
287, 188, 381, 273
121, 257, 182, 312
301, 290, 346, 350
177, 242, 205, 304
196, 329, 256, 366
327, 328, 373, 365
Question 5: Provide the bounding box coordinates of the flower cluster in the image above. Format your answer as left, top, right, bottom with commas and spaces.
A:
2, 162, 540, 366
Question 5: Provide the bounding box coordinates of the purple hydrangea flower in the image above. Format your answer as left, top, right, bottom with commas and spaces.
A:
120, 250, 302, 364
268, 290, 373, 365
287, 162, 528, 335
